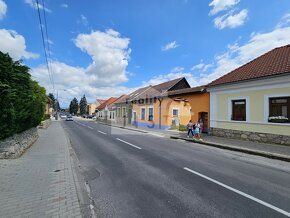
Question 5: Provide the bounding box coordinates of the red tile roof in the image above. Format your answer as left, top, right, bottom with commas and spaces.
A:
113, 94, 129, 104
96, 99, 106, 104
208, 44, 290, 87
97, 97, 118, 110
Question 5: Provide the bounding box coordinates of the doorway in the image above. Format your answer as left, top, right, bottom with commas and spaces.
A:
199, 112, 209, 133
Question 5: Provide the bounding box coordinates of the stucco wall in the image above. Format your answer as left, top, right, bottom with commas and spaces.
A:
213, 86, 290, 136
131, 94, 209, 129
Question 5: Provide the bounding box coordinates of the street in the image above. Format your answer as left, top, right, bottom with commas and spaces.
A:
62, 119, 290, 218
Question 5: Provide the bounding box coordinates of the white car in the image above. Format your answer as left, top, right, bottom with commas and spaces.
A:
66, 115, 73, 121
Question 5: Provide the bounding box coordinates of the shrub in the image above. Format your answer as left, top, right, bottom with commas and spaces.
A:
0, 52, 47, 140
178, 124, 187, 131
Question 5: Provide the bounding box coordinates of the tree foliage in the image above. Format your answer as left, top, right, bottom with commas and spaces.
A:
69, 97, 78, 115
0, 51, 47, 140
79, 95, 87, 115
48, 93, 60, 111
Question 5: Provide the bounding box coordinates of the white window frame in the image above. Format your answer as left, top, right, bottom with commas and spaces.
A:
140, 107, 146, 120
148, 106, 154, 121
172, 108, 179, 117
228, 96, 250, 122
264, 93, 290, 123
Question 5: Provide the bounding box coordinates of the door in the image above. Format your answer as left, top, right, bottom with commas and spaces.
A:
199, 112, 209, 133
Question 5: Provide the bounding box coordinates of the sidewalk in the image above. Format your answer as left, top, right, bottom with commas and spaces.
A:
0, 120, 83, 218
96, 120, 290, 162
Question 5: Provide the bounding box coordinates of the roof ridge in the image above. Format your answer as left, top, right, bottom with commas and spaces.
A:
207, 44, 290, 87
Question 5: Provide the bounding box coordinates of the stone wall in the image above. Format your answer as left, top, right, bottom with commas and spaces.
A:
39, 119, 51, 129
211, 128, 290, 146
0, 128, 38, 159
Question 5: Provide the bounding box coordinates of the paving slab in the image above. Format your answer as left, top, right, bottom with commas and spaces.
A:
0, 121, 83, 218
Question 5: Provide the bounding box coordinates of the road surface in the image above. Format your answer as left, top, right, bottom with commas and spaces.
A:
62, 119, 290, 218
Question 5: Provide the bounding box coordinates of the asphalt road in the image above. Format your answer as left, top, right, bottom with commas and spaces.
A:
62, 118, 290, 218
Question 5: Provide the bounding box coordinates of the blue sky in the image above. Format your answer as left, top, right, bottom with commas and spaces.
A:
1, 0, 290, 106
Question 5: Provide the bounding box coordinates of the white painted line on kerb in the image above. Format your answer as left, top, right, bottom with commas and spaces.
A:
97, 130, 107, 135
87, 126, 94, 130
116, 138, 142, 150
183, 167, 290, 217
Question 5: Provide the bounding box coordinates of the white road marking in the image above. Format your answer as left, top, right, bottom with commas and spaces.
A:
116, 138, 142, 150
97, 130, 107, 135
183, 167, 290, 217
87, 126, 94, 130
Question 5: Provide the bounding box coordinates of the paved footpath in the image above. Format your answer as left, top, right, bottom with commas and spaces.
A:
0, 120, 82, 218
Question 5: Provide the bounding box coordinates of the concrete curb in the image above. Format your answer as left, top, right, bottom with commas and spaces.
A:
170, 136, 290, 163
96, 121, 148, 133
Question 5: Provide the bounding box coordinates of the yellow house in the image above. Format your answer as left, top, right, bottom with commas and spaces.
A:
45, 96, 54, 116
130, 77, 192, 129
207, 44, 290, 145
168, 86, 210, 132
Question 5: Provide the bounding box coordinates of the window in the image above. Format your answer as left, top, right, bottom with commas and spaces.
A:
172, 109, 179, 117
122, 108, 126, 117
148, 108, 153, 121
232, 99, 246, 121
117, 108, 121, 117
269, 97, 290, 123
141, 108, 145, 120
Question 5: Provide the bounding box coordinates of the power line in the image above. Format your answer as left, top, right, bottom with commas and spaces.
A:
35, 0, 54, 90
41, 0, 55, 88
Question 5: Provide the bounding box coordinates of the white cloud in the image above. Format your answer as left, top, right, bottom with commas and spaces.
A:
25, 0, 51, 12
74, 29, 130, 86
30, 61, 138, 107
171, 66, 184, 73
78, 14, 88, 26
162, 41, 179, 51
191, 62, 213, 72
0, 29, 39, 60
61, 3, 68, 8
30, 29, 132, 107
209, 0, 240, 16
276, 13, 290, 28
0, 0, 7, 20
143, 22, 290, 88
214, 9, 248, 29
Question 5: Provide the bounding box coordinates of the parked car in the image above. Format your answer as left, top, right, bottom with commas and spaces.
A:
66, 115, 73, 121
60, 114, 67, 119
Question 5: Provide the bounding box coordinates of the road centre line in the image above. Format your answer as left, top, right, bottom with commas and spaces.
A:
98, 130, 107, 135
183, 167, 290, 217
116, 138, 142, 150
87, 126, 94, 130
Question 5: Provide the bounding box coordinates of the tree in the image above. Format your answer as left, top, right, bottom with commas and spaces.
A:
69, 97, 78, 115
0, 51, 47, 139
79, 95, 87, 115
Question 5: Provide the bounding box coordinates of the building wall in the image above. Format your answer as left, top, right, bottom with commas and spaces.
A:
169, 92, 210, 130
209, 75, 290, 144
87, 103, 97, 115
131, 97, 193, 129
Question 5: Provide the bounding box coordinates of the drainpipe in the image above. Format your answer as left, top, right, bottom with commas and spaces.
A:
158, 98, 162, 129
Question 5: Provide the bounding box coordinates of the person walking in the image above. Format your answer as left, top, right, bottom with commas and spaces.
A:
194, 120, 201, 140
186, 120, 194, 138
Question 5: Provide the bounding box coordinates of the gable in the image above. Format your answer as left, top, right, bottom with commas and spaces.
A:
168, 78, 190, 91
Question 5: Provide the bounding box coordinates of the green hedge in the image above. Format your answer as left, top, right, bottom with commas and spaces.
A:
0, 52, 47, 140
